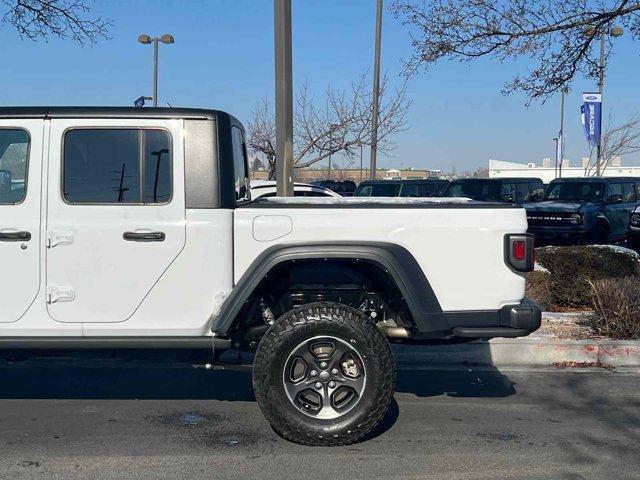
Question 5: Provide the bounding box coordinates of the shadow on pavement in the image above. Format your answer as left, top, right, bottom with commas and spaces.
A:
395, 367, 516, 398
0, 347, 516, 401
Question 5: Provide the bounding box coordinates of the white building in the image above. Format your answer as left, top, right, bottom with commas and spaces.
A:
489, 157, 640, 183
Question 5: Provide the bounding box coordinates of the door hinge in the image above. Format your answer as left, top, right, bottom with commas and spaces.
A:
46, 231, 73, 249
46, 286, 76, 304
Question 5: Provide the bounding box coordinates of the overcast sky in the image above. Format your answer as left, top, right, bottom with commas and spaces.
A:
1, 0, 639, 172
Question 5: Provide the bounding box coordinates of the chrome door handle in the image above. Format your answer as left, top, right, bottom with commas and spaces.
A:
123, 231, 165, 242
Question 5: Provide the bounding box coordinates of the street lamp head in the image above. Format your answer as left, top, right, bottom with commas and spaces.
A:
138, 34, 152, 44
610, 26, 624, 37
159, 34, 174, 44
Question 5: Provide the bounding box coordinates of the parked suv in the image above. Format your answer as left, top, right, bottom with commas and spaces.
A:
444, 178, 545, 204
310, 179, 357, 196
525, 177, 640, 245
354, 179, 449, 197
0, 107, 540, 446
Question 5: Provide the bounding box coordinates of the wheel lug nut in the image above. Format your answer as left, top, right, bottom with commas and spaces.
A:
310, 370, 317, 377
320, 361, 328, 369
329, 381, 336, 388
315, 382, 323, 390
331, 368, 339, 375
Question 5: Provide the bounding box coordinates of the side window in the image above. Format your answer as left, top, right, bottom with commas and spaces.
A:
514, 183, 530, 203
64, 129, 172, 204
0, 129, 29, 204
231, 126, 249, 202
399, 184, 420, 197
356, 185, 372, 197
529, 183, 544, 201
622, 183, 636, 202
500, 183, 516, 202
607, 183, 623, 200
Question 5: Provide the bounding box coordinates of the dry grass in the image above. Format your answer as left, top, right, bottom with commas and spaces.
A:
590, 277, 640, 340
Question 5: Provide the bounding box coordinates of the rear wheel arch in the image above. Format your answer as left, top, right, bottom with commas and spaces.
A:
211, 242, 445, 338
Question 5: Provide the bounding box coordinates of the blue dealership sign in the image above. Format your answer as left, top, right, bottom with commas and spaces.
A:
581, 92, 602, 149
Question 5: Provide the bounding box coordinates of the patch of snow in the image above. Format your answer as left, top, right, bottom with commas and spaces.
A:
534, 262, 550, 273
586, 244, 640, 258
542, 311, 586, 322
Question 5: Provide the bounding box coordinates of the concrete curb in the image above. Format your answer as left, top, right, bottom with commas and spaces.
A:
393, 335, 640, 368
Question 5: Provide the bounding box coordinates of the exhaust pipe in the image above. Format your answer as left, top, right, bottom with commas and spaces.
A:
379, 325, 410, 339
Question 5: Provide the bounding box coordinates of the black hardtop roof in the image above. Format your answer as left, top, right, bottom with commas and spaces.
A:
0, 106, 241, 123
450, 177, 543, 183
358, 178, 447, 185
549, 176, 640, 183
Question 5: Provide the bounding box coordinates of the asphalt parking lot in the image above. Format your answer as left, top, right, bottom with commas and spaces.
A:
0, 352, 638, 480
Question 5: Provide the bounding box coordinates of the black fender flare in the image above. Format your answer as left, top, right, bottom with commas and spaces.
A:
211, 241, 446, 335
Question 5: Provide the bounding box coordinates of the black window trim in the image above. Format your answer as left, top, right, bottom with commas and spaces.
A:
61, 126, 174, 206
0, 127, 31, 206
231, 125, 251, 206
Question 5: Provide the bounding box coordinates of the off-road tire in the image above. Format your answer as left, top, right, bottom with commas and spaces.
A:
252, 301, 396, 446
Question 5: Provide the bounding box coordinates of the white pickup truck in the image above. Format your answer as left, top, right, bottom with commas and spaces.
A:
0, 107, 540, 445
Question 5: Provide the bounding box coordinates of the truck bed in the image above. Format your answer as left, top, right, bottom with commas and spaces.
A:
234, 198, 528, 312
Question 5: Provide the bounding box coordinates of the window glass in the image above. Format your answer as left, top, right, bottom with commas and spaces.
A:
64, 129, 171, 204
607, 183, 623, 200
622, 183, 636, 202
445, 180, 501, 201
143, 130, 172, 203
499, 183, 516, 202
356, 185, 373, 196
514, 183, 530, 203
0, 129, 29, 204
399, 184, 420, 197
231, 127, 249, 202
364, 183, 401, 197
545, 182, 604, 202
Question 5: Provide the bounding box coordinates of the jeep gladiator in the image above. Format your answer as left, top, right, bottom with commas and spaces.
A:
0, 107, 540, 445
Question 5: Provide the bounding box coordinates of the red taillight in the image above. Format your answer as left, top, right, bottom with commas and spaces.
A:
512, 240, 526, 262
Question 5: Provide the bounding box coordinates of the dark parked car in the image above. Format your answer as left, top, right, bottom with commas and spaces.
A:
444, 178, 545, 204
310, 179, 357, 196
524, 177, 640, 245
354, 179, 450, 197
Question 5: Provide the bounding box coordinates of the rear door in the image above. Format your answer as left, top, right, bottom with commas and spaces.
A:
46, 119, 186, 323
0, 120, 43, 323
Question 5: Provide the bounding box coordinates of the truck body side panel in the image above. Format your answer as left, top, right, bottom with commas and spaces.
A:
233, 205, 528, 312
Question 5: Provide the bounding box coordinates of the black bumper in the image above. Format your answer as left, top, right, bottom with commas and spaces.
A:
448, 298, 542, 339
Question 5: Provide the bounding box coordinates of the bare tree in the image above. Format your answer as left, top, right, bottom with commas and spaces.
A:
248, 74, 410, 178
1, 0, 110, 44
391, 0, 640, 103
584, 113, 640, 174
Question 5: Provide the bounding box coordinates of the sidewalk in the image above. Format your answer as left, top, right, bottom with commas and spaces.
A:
394, 312, 640, 368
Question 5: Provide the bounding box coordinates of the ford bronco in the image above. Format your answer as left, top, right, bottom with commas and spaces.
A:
0, 107, 540, 445
525, 177, 640, 246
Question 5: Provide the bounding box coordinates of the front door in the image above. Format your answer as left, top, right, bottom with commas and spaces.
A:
46, 119, 186, 323
0, 120, 43, 323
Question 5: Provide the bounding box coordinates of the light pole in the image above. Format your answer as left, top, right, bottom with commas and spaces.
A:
359, 142, 364, 182
274, 0, 294, 197
369, 0, 383, 180
138, 33, 175, 107
556, 86, 567, 179
585, 25, 623, 175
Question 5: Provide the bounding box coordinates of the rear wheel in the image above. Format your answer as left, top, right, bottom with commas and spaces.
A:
252, 302, 395, 446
